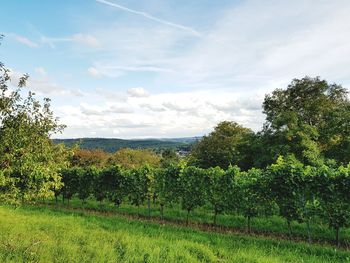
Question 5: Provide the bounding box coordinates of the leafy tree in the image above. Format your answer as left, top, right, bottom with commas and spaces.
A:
107, 148, 160, 169
262, 76, 350, 165
322, 103, 350, 164
0, 46, 68, 204
70, 148, 109, 168
179, 166, 206, 225
160, 148, 179, 168
189, 121, 254, 170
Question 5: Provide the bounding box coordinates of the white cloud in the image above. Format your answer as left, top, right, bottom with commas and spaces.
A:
127, 87, 149, 97
95, 88, 126, 101
166, 0, 350, 90
88, 0, 350, 100
87, 67, 103, 78
9, 68, 84, 98
85, 24, 190, 79
11, 1, 350, 139
12, 34, 39, 48
72, 33, 99, 47
41, 33, 99, 48
28, 78, 84, 97
80, 102, 133, 115
54, 89, 266, 139
35, 67, 47, 77
105, 104, 134, 114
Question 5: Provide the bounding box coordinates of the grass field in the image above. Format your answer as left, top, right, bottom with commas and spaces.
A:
1, 205, 350, 262
45, 197, 350, 248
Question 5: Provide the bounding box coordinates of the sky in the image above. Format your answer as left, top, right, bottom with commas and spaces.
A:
1, 0, 350, 139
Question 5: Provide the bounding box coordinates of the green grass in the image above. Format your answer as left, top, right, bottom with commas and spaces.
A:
1, 205, 349, 262
47, 197, 350, 247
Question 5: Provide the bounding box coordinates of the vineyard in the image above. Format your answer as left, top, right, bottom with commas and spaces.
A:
50, 157, 350, 248
1, 30, 350, 262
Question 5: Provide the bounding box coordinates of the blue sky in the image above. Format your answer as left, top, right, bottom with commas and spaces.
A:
1, 0, 349, 138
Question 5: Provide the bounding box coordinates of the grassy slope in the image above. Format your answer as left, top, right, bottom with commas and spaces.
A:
47, 198, 350, 247
1, 206, 349, 263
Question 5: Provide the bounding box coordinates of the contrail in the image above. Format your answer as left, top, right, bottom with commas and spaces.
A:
96, 0, 201, 37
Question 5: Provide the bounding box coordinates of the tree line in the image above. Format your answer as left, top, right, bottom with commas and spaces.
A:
190, 77, 349, 170
55, 157, 350, 246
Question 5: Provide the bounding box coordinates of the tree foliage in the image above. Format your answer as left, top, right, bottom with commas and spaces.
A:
266, 156, 305, 235
0, 51, 68, 204
179, 166, 206, 224
155, 162, 183, 218
107, 148, 160, 169
189, 121, 254, 170
70, 148, 109, 168
262, 76, 350, 165
55, 159, 350, 245
205, 166, 235, 225
236, 168, 272, 233
315, 164, 350, 246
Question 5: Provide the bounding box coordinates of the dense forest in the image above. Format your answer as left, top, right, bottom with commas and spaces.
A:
53, 137, 196, 153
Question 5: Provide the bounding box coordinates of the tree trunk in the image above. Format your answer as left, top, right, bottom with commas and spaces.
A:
153, 195, 157, 205
147, 197, 151, 217
213, 210, 218, 226
55, 195, 58, 204
160, 204, 164, 220
336, 227, 340, 247
186, 209, 190, 226
306, 219, 312, 244
62, 195, 65, 204
287, 220, 292, 239
247, 216, 251, 234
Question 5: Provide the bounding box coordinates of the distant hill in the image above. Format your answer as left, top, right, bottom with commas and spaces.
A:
53, 137, 201, 153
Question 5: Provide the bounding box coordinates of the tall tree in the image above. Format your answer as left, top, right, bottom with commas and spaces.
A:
262, 76, 350, 165
189, 121, 254, 170
0, 46, 68, 204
